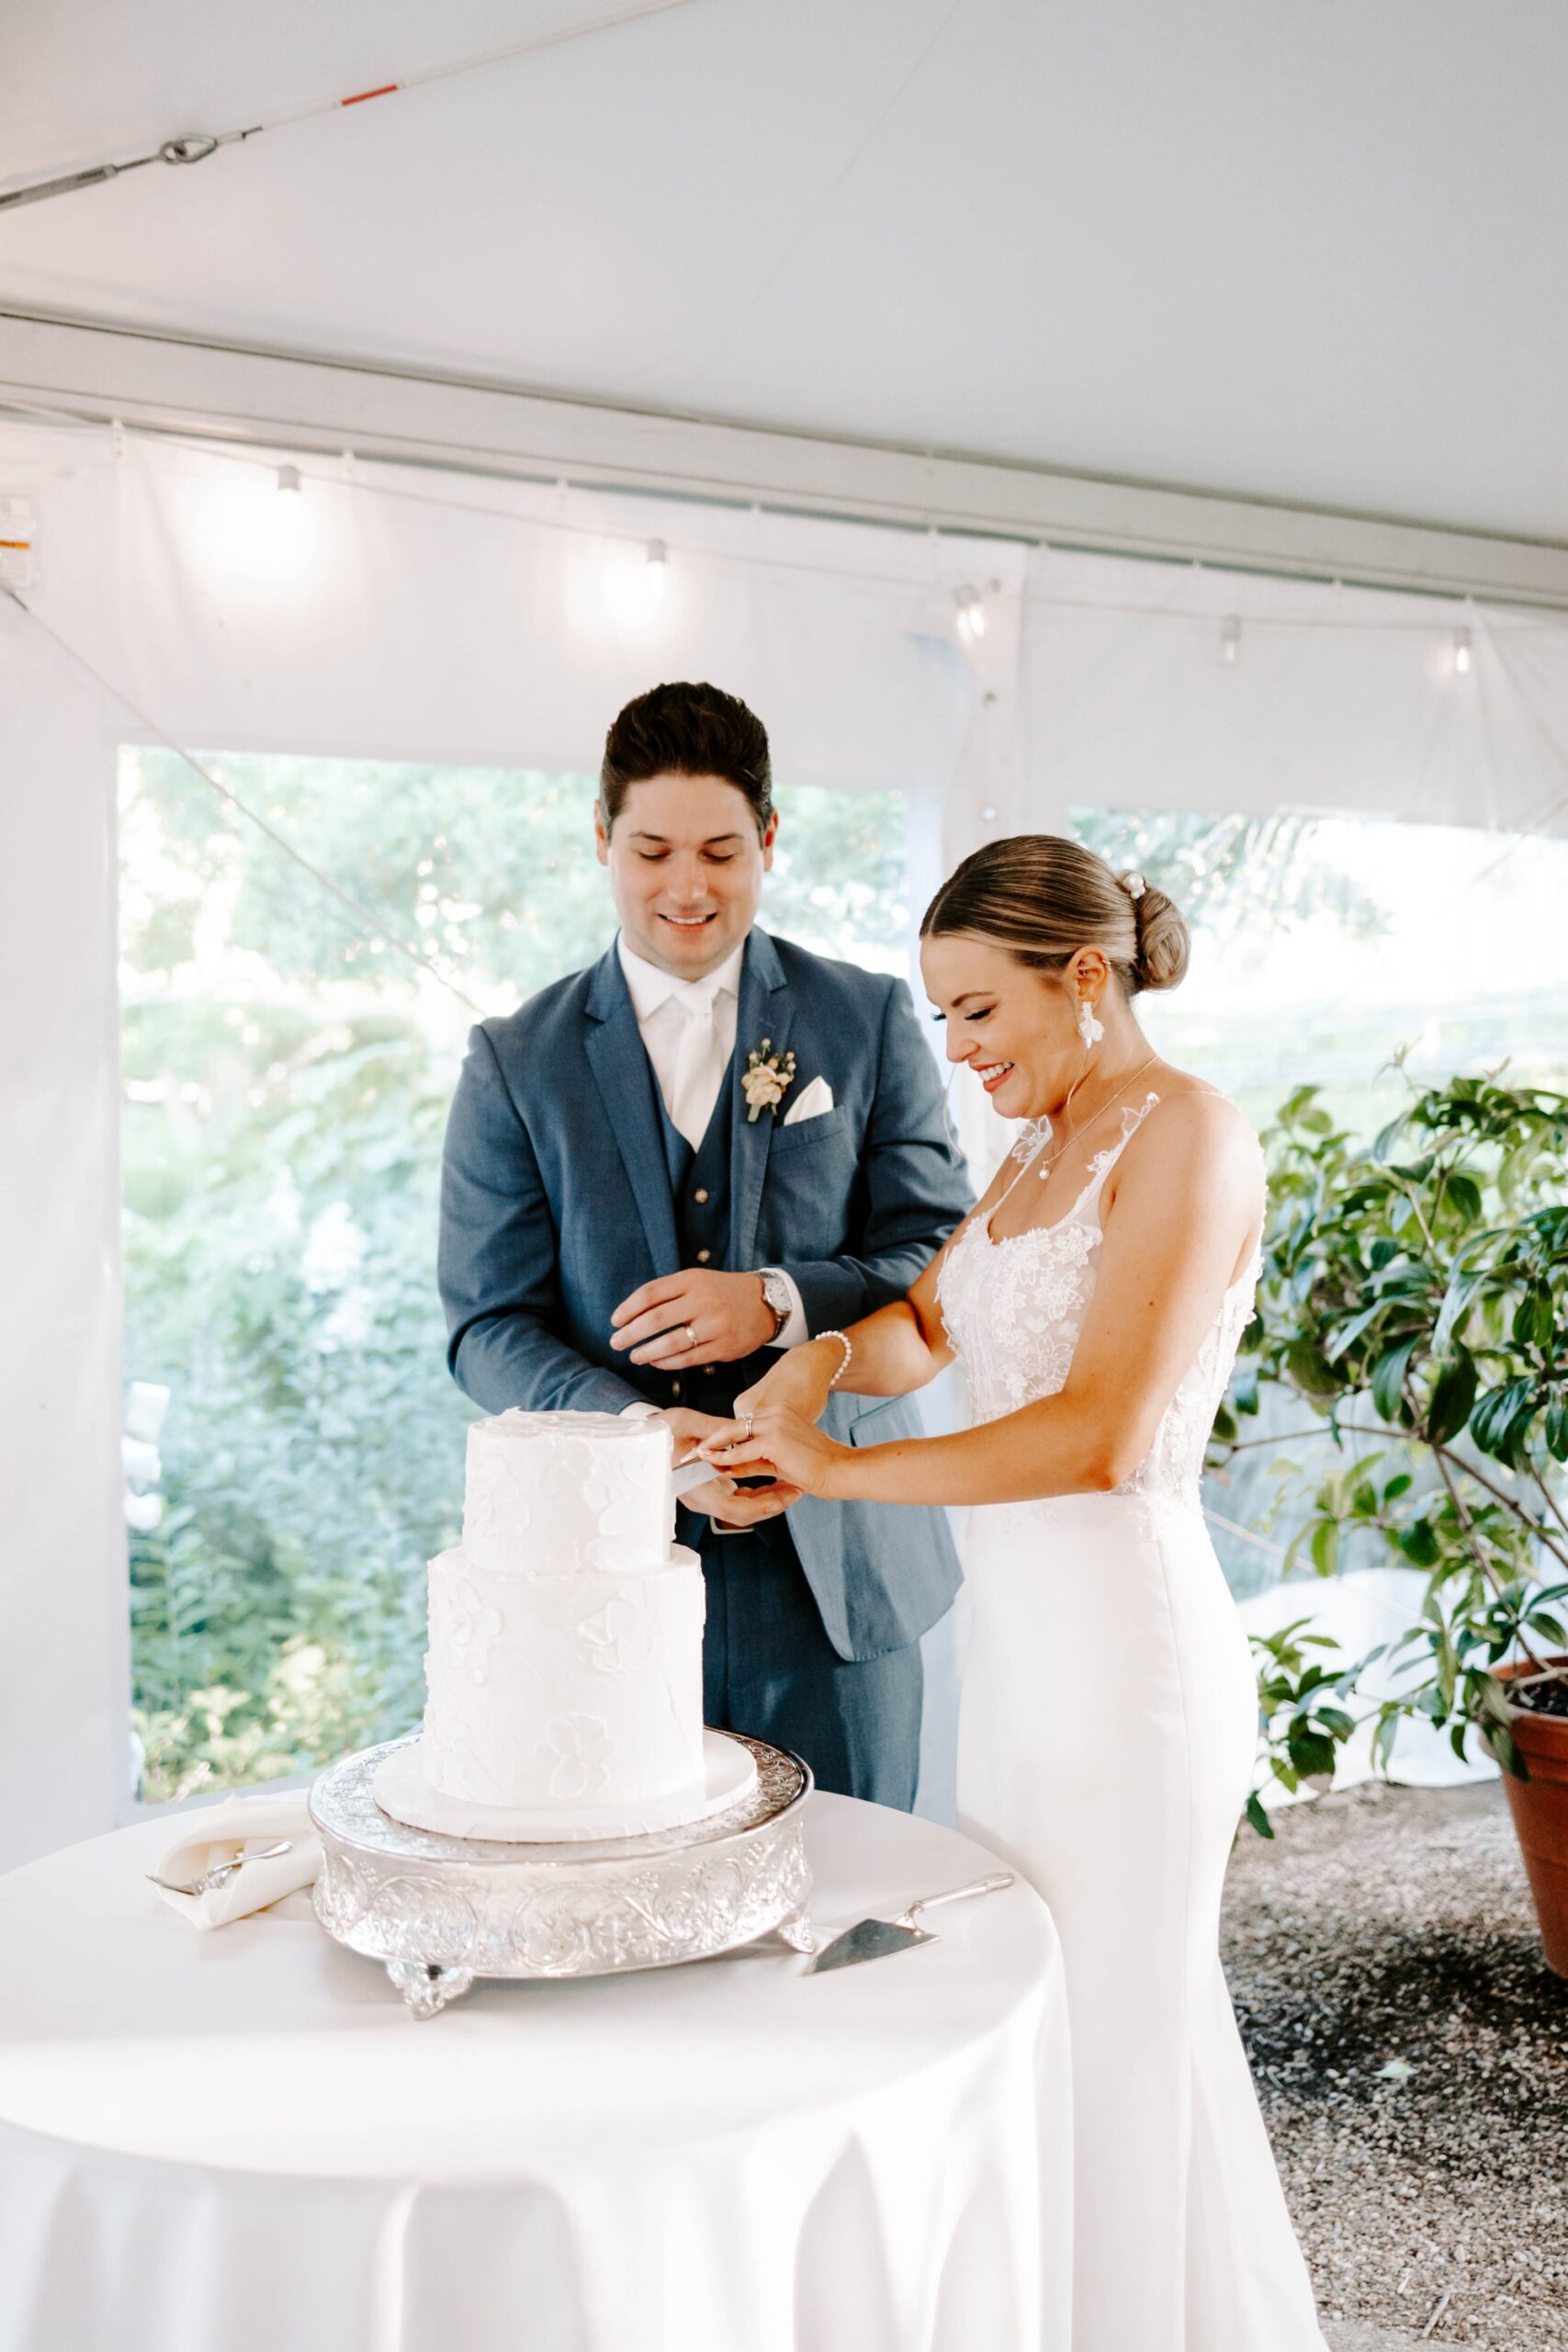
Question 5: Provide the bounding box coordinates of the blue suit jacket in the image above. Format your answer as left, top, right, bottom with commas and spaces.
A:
438, 927, 973, 1660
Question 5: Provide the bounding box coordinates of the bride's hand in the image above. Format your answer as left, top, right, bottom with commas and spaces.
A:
732, 1337, 840, 1429
698, 1401, 854, 1500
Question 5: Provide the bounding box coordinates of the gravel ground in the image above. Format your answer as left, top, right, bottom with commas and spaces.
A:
1222, 1780, 1568, 2349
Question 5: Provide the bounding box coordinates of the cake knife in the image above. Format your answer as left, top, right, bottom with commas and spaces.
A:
806, 1871, 1015, 1973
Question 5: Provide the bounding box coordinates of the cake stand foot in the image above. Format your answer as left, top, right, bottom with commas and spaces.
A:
387, 1958, 475, 2018
774, 1907, 818, 1956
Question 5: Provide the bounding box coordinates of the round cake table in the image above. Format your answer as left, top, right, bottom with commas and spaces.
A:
0, 1792, 1071, 2352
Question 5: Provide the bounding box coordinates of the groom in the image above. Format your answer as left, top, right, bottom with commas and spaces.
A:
438, 680, 971, 1806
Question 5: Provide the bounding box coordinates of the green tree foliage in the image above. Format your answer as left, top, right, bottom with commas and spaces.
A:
1073, 807, 1386, 941
122, 749, 909, 1797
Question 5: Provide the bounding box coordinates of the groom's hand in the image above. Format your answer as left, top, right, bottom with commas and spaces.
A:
610, 1270, 776, 1368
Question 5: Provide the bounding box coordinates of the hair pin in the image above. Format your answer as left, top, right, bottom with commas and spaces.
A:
1123, 871, 1147, 900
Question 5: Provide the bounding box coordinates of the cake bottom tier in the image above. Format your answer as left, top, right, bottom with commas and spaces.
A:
422, 1543, 706, 1814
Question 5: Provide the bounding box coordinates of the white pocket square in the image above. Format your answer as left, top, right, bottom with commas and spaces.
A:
783, 1075, 834, 1126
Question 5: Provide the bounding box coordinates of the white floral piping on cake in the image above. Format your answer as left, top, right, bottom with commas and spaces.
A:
444, 1572, 504, 1685
582, 1442, 666, 1571
543, 1713, 615, 1801
576, 1590, 655, 1675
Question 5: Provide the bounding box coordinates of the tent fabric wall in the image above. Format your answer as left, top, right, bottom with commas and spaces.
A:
4, 410, 1568, 1861
1011, 546, 1568, 842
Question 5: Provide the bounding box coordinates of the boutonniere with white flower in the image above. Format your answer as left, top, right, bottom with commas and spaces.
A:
741, 1036, 798, 1123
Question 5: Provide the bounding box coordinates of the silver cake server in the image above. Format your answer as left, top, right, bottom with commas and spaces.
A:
807, 1870, 1014, 1973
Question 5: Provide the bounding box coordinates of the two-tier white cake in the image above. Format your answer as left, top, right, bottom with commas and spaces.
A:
374, 1408, 757, 1841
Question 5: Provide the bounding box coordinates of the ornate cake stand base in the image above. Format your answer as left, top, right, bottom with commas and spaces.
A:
309, 1732, 814, 2016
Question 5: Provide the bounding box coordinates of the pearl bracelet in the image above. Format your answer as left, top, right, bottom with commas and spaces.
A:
819, 1329, 852, 1389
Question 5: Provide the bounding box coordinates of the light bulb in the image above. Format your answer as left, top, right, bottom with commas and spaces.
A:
1221, 615, 1241, 665
276, 464, 302, 494
646, 538, 670, 601
1453, 627, 1472, 675
955, 585, 986, 641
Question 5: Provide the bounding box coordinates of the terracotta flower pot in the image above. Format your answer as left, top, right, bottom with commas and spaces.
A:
1492, 1655, 1568, 1980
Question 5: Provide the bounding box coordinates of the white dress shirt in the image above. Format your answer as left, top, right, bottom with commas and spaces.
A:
616, 935, 806, 1348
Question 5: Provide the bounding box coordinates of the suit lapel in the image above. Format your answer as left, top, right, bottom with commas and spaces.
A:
583, 946, 681, 1278
729, 928, 792, 1274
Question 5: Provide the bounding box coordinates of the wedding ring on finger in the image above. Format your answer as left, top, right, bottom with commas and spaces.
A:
684, 1324, 698, 1351
741, 1409, 755, 1441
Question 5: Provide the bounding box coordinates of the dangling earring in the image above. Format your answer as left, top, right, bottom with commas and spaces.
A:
1077, 998, 1104, 1050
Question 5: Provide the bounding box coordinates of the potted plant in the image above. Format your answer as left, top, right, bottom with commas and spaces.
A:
1210, 1073, 1568, 1973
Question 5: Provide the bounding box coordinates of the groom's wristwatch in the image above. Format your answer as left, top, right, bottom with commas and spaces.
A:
758, 1268, 793, 1343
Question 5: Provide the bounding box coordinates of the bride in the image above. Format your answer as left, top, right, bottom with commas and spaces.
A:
701, 835, 1328, 2352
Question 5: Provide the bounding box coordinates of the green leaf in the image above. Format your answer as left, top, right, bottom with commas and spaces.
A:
1471, 1377, 1536, 1464
1397, 1518, 1440, 1566
1426, 1349, 1477, 1445
1286, 1339, 1341, 1398
1310, 1519, 1340, 1577
1432, 1265, 1488, 1354
1484, 1722, 1529, 1781
1371, 1713, 1400, 1775
1444, 1171, 1483, 1224
1371, 1335, 1421, 1424
1325, 1301, 1388, 1365
1547, 1398, 1568, 1463
1245, 1792, 1276, 1839
1513, 1285, 1556, 1350
1288, 1728, 1339, 1780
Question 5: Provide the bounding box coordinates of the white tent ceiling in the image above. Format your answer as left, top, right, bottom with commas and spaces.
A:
3, 0, 1567, 546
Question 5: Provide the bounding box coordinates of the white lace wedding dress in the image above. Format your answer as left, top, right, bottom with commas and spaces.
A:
940, 1092, 1328, 2352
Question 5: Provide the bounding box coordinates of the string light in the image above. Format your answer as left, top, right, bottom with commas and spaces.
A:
1453, 627, 1472, 675
646, 537, 670, 601
955, 584, 987, 642
1221, 614, 1241, 666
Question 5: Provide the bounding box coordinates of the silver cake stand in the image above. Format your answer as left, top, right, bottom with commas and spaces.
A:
309, 1732, 815, 2017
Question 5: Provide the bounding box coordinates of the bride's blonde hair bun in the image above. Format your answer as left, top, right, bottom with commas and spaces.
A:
922, 835, 1190, 997
1126, 876, 1190, 992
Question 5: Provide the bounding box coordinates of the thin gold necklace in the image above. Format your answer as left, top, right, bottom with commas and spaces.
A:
1024, 1053, 1159, 1184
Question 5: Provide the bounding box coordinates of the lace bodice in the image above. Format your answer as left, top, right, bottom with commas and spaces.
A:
937, 1092, 1260, 1515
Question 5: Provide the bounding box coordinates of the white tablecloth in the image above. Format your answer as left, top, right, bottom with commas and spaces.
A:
0, 1792, 1070, 2352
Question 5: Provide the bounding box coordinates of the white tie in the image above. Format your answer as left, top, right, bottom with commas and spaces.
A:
667, 985, 728, 1151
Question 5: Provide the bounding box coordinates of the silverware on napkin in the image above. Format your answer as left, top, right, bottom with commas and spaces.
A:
807, 1870, 1015, 1973
146, 1838, 295, 1898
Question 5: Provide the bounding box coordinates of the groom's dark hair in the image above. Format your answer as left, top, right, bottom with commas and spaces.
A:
600, 681, 773, 838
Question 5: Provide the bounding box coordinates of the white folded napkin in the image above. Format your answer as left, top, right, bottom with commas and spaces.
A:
783, 1074, 834, 1125
151, 1792, 321, 1931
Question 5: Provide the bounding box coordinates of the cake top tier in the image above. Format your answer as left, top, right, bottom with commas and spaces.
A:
461, 1409, 674, 1577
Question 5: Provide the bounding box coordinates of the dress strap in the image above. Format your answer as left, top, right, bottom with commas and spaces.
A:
1070, 1089, 1162, 1214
